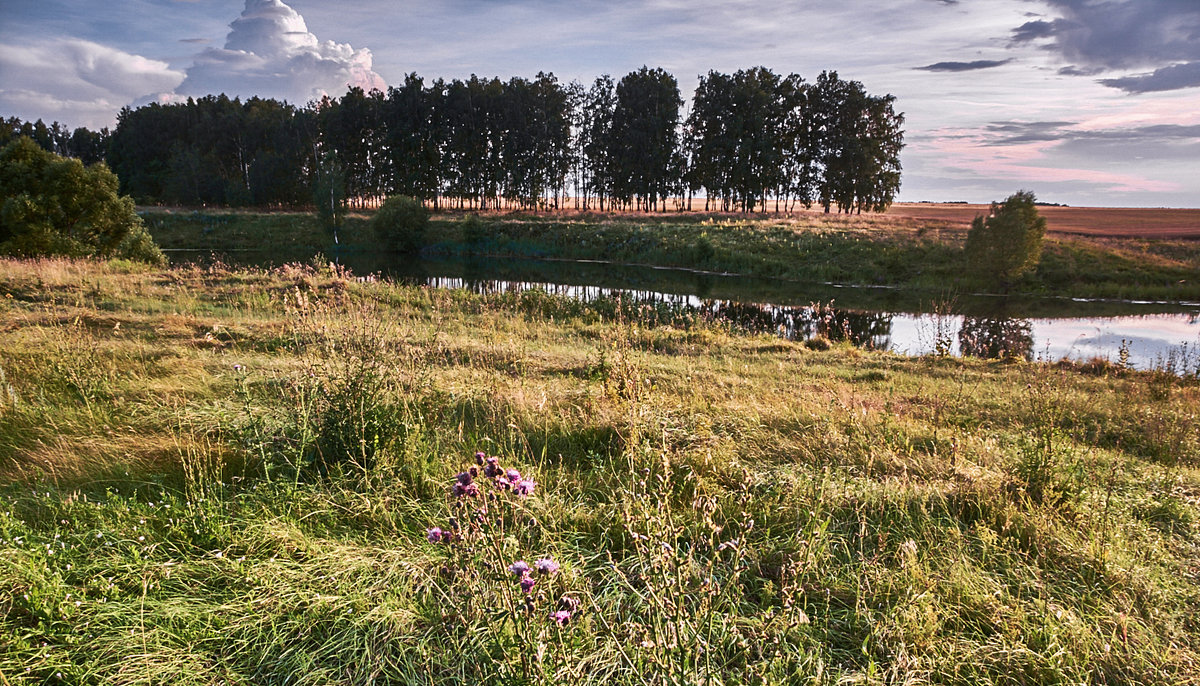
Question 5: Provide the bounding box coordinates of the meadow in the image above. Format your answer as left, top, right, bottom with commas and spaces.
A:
142, 207, 1200, 303
2, 257, 1198, 684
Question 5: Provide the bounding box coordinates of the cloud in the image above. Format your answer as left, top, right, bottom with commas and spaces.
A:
1099, 61, 1200, 93
0, 38, 184, 128
172, 0, 386, 105
1010, 0, 1200, 92
980, 119, 1200, 146
915, 59, 1013, 72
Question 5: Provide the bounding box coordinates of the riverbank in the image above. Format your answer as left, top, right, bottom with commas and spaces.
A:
141, 208, 1200, 303
2, 258, 1198, 683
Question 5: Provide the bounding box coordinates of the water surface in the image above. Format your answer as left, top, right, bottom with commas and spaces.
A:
166, 249, 1200, 373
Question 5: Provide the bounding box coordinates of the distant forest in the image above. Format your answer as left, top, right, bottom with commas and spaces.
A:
2, 66, 904, 214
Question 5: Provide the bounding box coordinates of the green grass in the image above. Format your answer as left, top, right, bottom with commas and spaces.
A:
2, 258, 1199, 684
142, 209, 1200, 303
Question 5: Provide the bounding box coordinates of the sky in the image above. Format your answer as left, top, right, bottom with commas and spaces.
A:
1, 0, 1198, 208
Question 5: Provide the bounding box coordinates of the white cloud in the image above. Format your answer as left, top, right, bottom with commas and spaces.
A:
173, 0, 386, 105
0, 39, 184, 128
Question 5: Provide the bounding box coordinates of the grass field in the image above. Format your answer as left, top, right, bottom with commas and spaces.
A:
2, 257, 1199, 684
142, 208, 1200, 303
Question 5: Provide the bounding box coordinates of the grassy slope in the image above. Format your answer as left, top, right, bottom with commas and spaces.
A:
143, 209, 1200, 302
1, 258, 1199, 684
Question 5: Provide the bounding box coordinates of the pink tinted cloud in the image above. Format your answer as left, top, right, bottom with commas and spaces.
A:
920, 130, 1181, 194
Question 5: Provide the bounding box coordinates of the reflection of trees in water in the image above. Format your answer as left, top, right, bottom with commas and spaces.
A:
414, 279, 898, 351
698, 301, 893, 350
958, 317, 1033, 361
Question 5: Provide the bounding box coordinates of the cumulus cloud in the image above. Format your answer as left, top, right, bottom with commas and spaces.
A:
1011, 0, 1200, 92
0, 38, 184, 128
173, 0, 386, 105
915, 59, 1013, 72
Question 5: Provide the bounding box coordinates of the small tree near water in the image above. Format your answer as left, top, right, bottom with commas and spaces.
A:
371, 195, 429, 253
965, 190, 1047, 287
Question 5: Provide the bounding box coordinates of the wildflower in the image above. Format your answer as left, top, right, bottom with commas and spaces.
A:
452, 482, 479, 498
456, 471, 474, 487
534, 557, 560, 576
233, 364, 244, 372
509, 560, 530, 577
475, 451, 487, 466
505, 468, 522, 484
520, 576, 537, 594
514, 479, 537, 497
550, 610, 571, 626
483, 456, 500, 478
426, 527, 444, 543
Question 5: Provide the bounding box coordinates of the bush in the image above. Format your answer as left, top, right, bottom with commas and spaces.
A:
0, 136, 165, 264
461, 213, 488, 247
371, 195, 429, 253
964, 190, 1046, 287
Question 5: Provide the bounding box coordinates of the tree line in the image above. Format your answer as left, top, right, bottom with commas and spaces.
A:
4, 66, 904, 214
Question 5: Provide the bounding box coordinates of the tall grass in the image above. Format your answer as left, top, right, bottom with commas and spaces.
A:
1, 257, 1198, 684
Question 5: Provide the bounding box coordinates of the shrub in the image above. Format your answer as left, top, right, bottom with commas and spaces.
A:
371, 195, 429, 253
461, 213, 488, 247
0, 136, 165, 264
964, 190, 1046, 287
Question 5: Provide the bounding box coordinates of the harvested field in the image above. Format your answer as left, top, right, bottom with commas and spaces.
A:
886, 203, 1200, 239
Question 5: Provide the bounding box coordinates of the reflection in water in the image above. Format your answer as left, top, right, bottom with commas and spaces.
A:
165, 251, 1200, 372
422, 276, 902, 349
958, 317, 1034, 361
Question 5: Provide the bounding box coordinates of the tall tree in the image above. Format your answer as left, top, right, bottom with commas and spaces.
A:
610, 67, 682, 212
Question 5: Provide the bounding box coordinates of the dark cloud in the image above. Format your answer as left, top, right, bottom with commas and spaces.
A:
980, 120, 1076, 144
1011, 19, 1060, 42
915, 59, 1013, 72
1100, 61, 1200, 93
1010, 1, 1200, 92
981, 119, 1200, 147
1057, 65, 1102, 76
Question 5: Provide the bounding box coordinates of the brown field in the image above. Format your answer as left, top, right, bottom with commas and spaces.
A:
885, 203, 1200, 239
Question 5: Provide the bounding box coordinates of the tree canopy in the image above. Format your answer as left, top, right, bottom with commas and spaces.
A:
7, 64, 905, 216
0, 136, 163, 263
965, 190, 1047, 287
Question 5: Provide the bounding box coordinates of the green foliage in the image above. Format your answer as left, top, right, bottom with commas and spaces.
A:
313, 151, 346, 233
0, 136, 164, 263
371, 195, 430, 253
460, 213, 488, 246
965, 190, 1047, 287
2, 259, 1200, 684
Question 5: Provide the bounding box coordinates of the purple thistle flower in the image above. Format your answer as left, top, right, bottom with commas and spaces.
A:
483, 457, 500, 478
452, 482, 480, 498
475, 451, 487, 466
505, 468, 522, 483
426, 527, 444, 543
508, 560, 530, 577
520, 576, 537, 594
514, 479, 537, 497
534, 557, 559, 576
456, 471, 474, 486
550, 610, 571, 626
